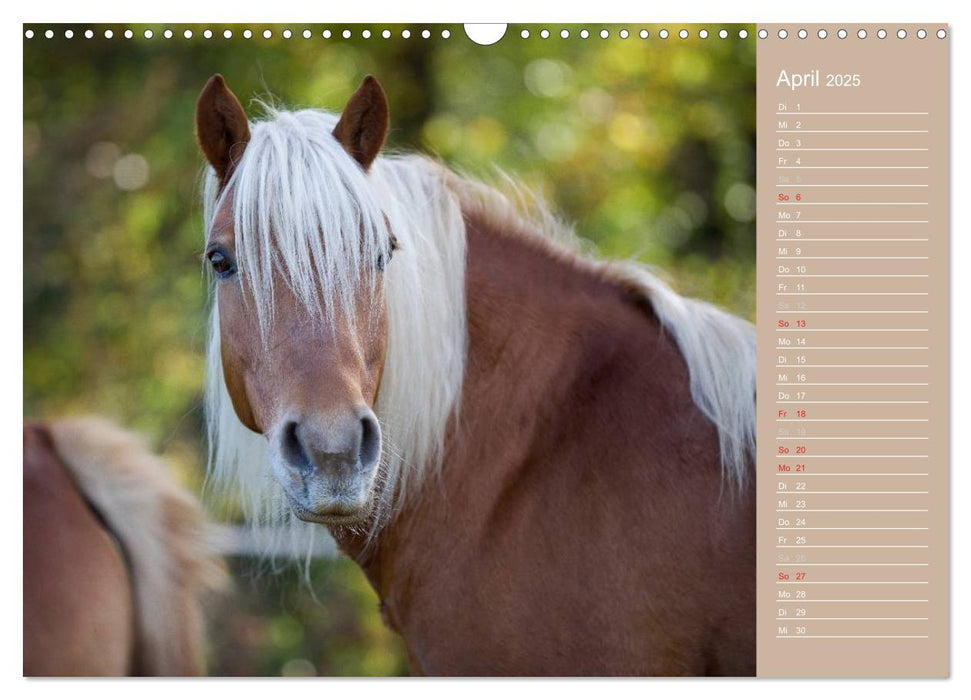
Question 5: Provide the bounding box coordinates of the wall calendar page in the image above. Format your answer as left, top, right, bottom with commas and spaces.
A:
21, 19, 951, 680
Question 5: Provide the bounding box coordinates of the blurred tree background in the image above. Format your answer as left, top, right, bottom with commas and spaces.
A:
23, 23, 755, 676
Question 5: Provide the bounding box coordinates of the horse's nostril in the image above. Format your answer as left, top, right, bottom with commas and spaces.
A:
280, 420, 310, 471
359, 413, 381, 469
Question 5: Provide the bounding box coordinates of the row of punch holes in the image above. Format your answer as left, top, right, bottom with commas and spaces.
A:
25, 27, 748, 41
24, 26, 947, 41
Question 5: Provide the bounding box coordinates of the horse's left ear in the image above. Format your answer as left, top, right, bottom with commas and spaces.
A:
333, 76, 389, 171
196, 74, 251, 187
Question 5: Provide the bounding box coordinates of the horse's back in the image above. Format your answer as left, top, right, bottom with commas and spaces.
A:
23, 423, 133, 676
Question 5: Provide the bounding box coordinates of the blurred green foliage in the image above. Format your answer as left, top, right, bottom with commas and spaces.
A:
23, 23, 755, 676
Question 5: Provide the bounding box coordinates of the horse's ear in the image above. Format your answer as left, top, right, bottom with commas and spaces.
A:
196, 74, 251, 186
333, 75, 389, 171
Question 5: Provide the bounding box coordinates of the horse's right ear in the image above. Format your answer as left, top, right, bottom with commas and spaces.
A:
196, 74, 251, 186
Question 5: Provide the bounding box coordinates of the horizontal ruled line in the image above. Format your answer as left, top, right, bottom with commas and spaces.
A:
774, 184, 928, 188
775, 330, 929, 333
776, 256, 929, 259
776, 166, 929, 169
775, 438, 929, 441
775, 130, 929, 133
776, 363, 928, 369
776, 636, 929, 639
775, 310, 929, 313
777, 222, 929, 225
775, 618, 929, 621
775, 239, 930, 242
775, 292, 929, 296
776, 419, 928, 424
775, 580, 928, 583
774, 112, 929, 115
774, 490, 928, 493
775, 599, 928, 603
776, 202, 928, 205
776, 274, 928, 278
773, 455, 928, 458
777, 382, 929, 387
777, 474, 930, 478
776, 547, 929, 550
776, 528, 929, 531
774, 348, 929, 351
775, 401, 929, 404
775, 148, 929, 152
775, 564, 928, 567
776, 509, 928, 512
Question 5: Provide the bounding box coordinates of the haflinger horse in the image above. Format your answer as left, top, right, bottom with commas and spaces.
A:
197, 74, 757, 676
23, 417, 226, 676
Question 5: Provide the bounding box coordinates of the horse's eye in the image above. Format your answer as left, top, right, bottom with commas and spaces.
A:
377, 235, 398, 272
377, 248, 393, 273
207, 248, 236, 279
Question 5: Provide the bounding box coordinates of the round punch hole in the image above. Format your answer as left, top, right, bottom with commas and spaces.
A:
778, 28, 788, 39
937, 29, 946, 39
659, 29, 669, 39
164, 29, 172, 38
797, 29, 807, 39
85, 29, 94, 39
739, 29, 748, 38
837, 28, 847, 39
223, 29, 233, 39
580, 29, 589, 39
540, 29, 549, 39
104, 29, 112, 38
699, 29, 709, 39
24, 29, 34, 38
757, 29, 767, 39
817, 29, 827, 39
465, 23, 506, 45
857, 29, 867, 39
521, 29, 529, 39
917, 29, 927, 39
718, 29, 728, 39
561, 29, 570, 39
600, 29, 609, 39
679, 29, 688, 39
204, 29, 213, 39
897, 29, 907, 39
124, 29, 133, 39
441, 29, 450, 39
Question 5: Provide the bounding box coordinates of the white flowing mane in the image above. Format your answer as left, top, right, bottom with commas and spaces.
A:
203, 105, 755, 552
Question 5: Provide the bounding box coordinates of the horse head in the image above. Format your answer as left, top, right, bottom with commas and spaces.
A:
196, 74, 395, 526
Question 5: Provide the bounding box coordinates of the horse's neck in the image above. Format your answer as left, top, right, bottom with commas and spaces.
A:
338, 208, 673, 586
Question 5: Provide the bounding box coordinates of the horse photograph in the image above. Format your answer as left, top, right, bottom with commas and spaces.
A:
24, 24, 757, 676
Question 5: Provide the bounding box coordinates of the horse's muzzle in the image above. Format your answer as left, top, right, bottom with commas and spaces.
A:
270, 409, 381, 525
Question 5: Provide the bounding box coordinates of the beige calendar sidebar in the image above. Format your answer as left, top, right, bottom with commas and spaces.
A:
756, 25, 948, 676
